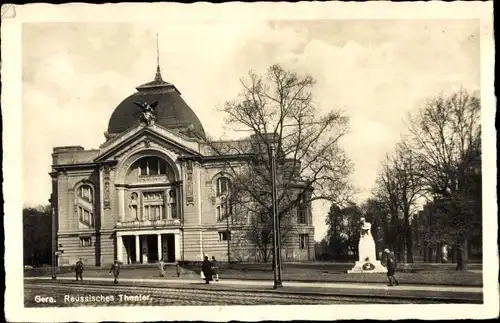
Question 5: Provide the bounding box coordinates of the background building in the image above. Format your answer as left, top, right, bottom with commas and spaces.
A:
50, 65, 315, 266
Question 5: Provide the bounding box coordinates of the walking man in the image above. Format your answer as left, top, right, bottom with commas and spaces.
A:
109, 260, 121, 284
383, 248, 399, 286
75, 258, 84, 281
211, 256, 219, 282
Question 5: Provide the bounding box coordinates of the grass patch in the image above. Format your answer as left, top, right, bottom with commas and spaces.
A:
181, 263, 482, 287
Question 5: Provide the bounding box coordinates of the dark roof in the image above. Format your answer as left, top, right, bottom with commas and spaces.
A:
107, 66, 206, 139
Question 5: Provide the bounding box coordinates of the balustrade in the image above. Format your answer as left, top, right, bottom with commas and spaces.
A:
116, 218, 181, 228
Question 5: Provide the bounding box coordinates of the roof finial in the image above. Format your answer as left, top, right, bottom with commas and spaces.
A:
154, 33, 163, 82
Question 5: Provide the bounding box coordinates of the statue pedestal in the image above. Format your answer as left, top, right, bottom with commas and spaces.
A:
347, 260, 387, 274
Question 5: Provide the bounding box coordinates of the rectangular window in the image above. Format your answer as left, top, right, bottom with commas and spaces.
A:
298, 205, 307, 224
149, 158, 159, 175
219, 231, 231, 241
171, 203, 177, 219
140, 162, 148, 175
299, 234, 309, 249
80, 237, 92, 247
216, 206, 221, 222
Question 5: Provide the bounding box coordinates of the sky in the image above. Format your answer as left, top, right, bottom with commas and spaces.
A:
22, 20, 480, 241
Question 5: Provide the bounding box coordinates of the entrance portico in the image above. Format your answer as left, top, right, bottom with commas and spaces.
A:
116, 229, 180, 264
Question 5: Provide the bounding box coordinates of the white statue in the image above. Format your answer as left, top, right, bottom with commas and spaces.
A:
358, 217, 377, 262
348, 217, 387, 273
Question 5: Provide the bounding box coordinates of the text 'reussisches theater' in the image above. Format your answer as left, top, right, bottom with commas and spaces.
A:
49, 63, 315, 266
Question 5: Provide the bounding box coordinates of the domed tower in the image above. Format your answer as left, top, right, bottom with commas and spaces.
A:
105, 53, 205, 141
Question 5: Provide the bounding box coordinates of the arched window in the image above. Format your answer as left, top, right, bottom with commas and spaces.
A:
76, 184, 94, 228
216, 177, 231, 197
137, 156, 168, 176
79, 185, 93, 203
215, 176, 232, 222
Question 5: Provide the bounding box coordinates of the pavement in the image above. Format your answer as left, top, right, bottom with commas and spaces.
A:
25, 275, 482, 294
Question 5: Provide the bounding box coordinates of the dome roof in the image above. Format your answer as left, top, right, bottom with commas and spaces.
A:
107, 66, 206, 139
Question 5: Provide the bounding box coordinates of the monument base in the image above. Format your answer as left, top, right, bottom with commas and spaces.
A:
347, 260, 387, 274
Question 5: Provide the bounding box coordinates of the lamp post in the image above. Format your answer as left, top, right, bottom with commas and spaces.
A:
49, 194, 57, 280
226, 197, 231, 264
270, 143, 283, 289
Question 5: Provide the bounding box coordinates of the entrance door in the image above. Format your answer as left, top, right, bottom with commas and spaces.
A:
124, 236, 137, 264
146, 235, 159, 263
166, 234, 175, 263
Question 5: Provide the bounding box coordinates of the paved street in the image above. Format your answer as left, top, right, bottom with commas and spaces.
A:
24, 277, 482, 307
24, 280, 419, 307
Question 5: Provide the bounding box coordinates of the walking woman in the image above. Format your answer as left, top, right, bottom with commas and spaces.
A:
159, 258, 165, 277
201, 256, 213, 284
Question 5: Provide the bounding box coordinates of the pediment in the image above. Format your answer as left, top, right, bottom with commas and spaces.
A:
94, 124, 202, 163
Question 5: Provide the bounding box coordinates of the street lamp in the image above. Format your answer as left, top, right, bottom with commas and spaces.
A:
49, 195, 57, 280
270, 143, 283, 289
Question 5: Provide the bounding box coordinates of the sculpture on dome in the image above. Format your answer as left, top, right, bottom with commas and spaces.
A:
134, 100, 159, 126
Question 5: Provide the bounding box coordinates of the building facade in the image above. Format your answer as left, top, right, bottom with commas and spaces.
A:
50, 66, 315, 266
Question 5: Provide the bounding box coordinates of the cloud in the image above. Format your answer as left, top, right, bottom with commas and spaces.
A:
22, 21, 480, 241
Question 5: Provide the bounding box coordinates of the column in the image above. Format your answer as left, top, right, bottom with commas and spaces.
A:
118, 188, 125, 222
135, 235, 140, 264
116, 234, 123, 263
174, 232, 181, 262
157, 234, 162, 261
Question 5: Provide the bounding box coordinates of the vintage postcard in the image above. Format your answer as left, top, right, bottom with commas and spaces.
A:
2, 2, 497, 322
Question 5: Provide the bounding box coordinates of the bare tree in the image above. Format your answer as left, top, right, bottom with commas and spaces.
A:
371, 141, 424, 263
372, 154, 402, 255
204, 64, 354, 261
405, 88, 481, 270
391, 143, 425, 263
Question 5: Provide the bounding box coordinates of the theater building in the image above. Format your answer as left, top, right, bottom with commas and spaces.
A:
49, 64, 315, 266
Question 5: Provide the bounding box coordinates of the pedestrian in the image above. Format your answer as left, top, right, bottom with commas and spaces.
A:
211, 256, 219, 282
201, 256, 213, 284
75, 258, 84, 281
383, 248, 399, 286
109, 260, 121, 284
158, 258, 165, 277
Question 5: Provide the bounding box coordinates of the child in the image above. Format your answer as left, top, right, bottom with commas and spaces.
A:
383, 248, 399, 286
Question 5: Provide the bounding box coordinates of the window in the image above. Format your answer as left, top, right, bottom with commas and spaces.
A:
215, 176, 233, 222
80, 237, 92, 247
76, 184, 94, 227
299, 234, 309, 249
79, 185, 93, 203
297, 195, 308, 224
169, 190, 178, 219
144, 205, 163, 220
216, 177, 231, 196
138, 157, 168, 176
219, 231, 231, 241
